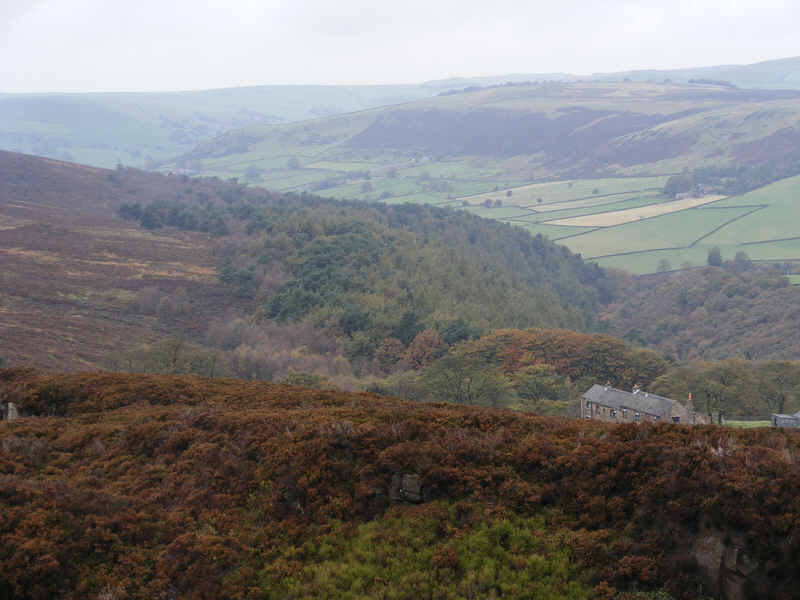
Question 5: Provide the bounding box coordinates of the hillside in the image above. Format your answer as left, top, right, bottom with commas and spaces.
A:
425, 56, 800, 91
600, 265, 800, 361
1, 369, 799, 599
599, 56, 800, 90
0, 85, 436, 169
176, 81, 800, 194
0, 151, 254, 371
0, 151, 611, 385
171, 81, 800, 274
4, 56, 798, 172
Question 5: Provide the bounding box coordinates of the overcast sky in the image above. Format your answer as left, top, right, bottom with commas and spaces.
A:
1, 0, 798, 93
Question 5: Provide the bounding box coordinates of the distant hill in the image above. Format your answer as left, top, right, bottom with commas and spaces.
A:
2, 56, 798, 171
597, 56, 800, 89
424, 56, 800, 90
0, 85, 436, 169
176, 80, 800, 194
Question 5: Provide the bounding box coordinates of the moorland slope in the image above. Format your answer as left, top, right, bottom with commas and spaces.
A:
1, 369, 799, 599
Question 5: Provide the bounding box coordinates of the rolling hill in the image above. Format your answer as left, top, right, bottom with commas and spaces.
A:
3, 55, 799, 173
0, 85, 437, 169
177, 81, 800, 190
0, 151, 611, 383
597, 55, 800, 89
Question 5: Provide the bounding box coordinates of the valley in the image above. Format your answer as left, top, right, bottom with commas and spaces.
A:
3, 47, 800, 600
167, 81, 800, 273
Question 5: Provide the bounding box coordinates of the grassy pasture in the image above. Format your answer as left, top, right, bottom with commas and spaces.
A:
462, 176, 667, 207
530, 195, 664, 221
536, 174, 800, 274
725, 420, 772, 429
564, 208, 747, 257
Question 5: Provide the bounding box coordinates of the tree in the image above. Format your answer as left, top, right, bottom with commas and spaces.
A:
406, 329, 444, 369
393, 312, 423, 346
513, 364, 571, 414
733, 251, 751, 272
440, 319, 477, 346
375, 338, 406, 373
421, 355, 513, 407
707, 246, 722, 267
663, 174, 695, 197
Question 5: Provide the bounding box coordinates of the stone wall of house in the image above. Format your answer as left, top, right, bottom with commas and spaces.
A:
583, 400, 660, 424
583, 398, 705, 425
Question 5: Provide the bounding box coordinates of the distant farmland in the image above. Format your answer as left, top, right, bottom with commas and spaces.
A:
527, 174, 800, 274
172, 82, 800, 275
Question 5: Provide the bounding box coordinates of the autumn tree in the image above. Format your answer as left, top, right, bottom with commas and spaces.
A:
406, 329, 444, 369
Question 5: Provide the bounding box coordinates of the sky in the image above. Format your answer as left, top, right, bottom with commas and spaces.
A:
1, 0, 799, 93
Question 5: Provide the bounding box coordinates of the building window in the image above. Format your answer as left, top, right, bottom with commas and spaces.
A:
672, 416, 680, 423
586, 400, 591, 408
622, 409, 627, 418
635, 413, 640, 422
610, 409, 617, 418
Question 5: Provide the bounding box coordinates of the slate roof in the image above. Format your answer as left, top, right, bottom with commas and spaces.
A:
582, 384, 676, 417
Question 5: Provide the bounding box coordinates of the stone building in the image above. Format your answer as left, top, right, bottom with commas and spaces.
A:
771, 411, 800, 428
581, 384, 703, 424
0, 401, 19, 421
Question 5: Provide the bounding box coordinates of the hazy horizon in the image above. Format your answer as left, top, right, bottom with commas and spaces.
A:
2, 0, 799, 94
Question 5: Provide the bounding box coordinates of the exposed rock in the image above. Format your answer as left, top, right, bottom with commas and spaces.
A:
693, 531, 726, 594
691, 527, 759, 600
389, 473, 423, 503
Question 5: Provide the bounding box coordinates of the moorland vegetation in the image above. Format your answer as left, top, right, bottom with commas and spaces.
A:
2, 369, 800, 599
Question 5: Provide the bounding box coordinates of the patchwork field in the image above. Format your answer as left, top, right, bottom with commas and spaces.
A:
443, 173, 800, 274
547, 195, 726, 227
553, 175, 800, 273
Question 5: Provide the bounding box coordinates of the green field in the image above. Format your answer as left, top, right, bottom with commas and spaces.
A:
523, 175, 800, 274
725, 420, 772, 429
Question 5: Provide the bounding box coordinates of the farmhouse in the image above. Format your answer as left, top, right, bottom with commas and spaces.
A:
771, 411, 800, 428
581, 384, 702, 424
